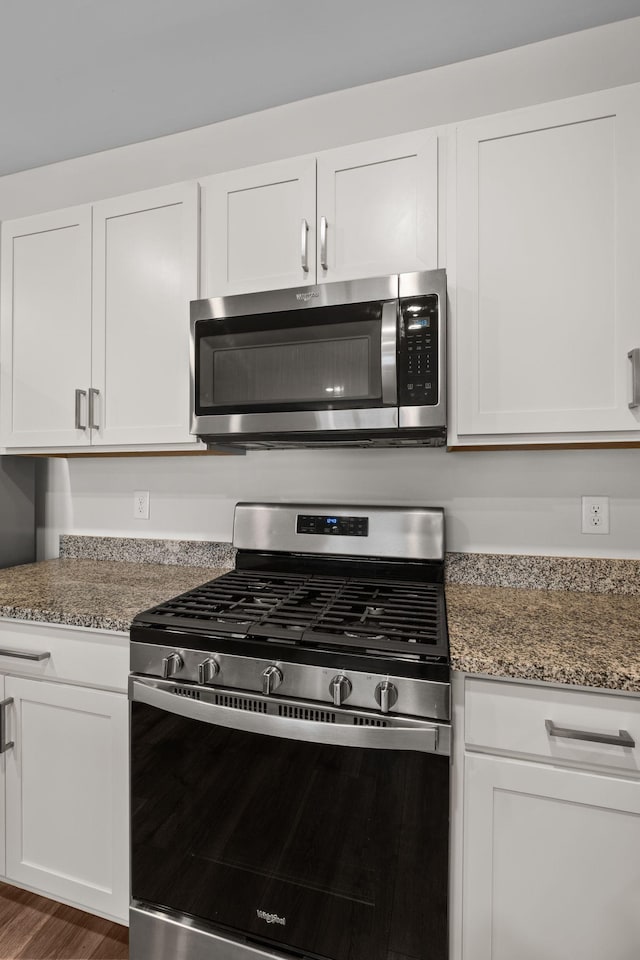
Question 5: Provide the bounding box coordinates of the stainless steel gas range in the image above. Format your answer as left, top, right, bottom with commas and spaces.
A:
129, 503, 451, 960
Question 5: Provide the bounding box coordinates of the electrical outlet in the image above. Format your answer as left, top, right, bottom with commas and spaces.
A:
134, 490, 150, 520
581, 496, 609, 535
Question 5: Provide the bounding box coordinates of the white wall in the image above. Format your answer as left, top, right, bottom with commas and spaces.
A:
38, 447, 640, 560
7, 17, 640, 561
2, 17, 640, 220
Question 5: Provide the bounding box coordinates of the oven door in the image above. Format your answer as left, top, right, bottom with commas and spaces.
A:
191, 278, 399, 438
130, 678, 449, 960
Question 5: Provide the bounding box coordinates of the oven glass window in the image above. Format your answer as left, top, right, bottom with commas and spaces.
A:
196, 303, 384, 414
131, 701, 448, 960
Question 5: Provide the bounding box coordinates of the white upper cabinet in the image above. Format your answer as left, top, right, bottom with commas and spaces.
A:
200, 131, 439, 297
201, 157, 316, 297
91, 182, 199, 445
0, 206, 92, 448
455, 86, 640, 440
316, 131, 438, 283
1, 183, 199, 451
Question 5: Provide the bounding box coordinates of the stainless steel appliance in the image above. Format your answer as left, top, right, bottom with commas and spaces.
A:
190, 271, 446, 448
129, 502, 450, 960
0, 457, 35, 568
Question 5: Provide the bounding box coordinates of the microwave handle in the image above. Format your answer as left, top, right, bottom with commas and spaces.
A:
380, 301, 398, 405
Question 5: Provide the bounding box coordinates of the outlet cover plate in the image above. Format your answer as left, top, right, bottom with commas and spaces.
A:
134, 490, 150, 520
581, 496, 609, 535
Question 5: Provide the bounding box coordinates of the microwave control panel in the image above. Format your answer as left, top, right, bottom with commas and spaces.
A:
398, 294, 439, 406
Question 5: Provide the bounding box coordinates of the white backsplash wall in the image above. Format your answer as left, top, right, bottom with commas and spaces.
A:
37, 448, 640, 560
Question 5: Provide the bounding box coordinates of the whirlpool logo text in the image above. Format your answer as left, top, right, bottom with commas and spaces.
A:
256, 909, 286, 926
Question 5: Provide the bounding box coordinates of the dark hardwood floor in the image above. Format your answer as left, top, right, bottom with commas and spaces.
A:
0, 883, 128, 959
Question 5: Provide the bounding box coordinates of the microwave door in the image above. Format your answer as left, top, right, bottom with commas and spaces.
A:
193, 300, 398, 437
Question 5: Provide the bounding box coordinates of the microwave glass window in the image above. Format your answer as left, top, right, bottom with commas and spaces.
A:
212, 337, 370, 405
198, 312, 382, 411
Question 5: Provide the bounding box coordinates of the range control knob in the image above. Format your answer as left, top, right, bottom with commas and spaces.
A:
375, 680, 398, 714
329, 675, 352, 707
198, 658, 219, 685
161, 652, 183, 680
262, 665, 283, 695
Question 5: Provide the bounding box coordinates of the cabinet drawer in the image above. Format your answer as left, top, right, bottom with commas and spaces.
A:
0, 618, 128, 692
465, 677, 640, 774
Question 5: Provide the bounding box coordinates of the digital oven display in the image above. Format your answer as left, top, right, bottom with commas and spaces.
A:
296, 514, 369, 537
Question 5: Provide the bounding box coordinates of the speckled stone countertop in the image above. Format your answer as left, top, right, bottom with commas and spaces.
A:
446, 583, 640, 692
1, 540, 640, 693
0, 559, 229, 633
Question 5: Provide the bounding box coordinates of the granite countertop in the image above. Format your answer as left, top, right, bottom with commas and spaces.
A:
446, 582, 640, 692
1, 542, 639, 694
0, 559, 229, 633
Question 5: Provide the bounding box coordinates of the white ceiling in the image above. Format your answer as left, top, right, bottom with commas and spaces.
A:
2, 0, 640, 177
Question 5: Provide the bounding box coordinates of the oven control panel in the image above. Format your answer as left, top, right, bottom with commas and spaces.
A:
398, 294, 439, 406
130, 641, 452, 725
296, 514, 369, 537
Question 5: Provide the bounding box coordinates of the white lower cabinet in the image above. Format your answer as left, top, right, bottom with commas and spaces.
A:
0, 673, 5, 878
462, 754, 640, 960
3, 676, 129, 923
457, 677, 640, 960
0, 622, 130, 924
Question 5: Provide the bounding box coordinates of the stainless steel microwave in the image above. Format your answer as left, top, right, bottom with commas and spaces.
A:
190, 270, 446, 448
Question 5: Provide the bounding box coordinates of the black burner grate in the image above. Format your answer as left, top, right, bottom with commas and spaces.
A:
137, 569, 448, 659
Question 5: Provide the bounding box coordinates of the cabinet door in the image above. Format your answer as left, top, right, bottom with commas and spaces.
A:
0, 207, 92, 448
456, 87, 640, 437
316, 131, 438, 283
0, 674, 4, 877
462, 753, 640, 960
4, 677, 128, 922
201, 157, 316, 296
91, 182, 199, 445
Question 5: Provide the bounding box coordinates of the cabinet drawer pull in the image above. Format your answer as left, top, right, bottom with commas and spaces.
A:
320, 216, 328, 270
629, 348, 640, 410
545, 719, 635, 748
300, 218, 309, 272
0, 647, 50, 662
74, 388, 87, 430
88, 387, 100, 430
0, 698, 14, 754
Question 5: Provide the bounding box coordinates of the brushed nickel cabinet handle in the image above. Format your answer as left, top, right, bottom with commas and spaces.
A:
320, 216, 328, 271
546, 718, 635, 748
0, 698, 14, 754
300, 218, 309, 272
88, 387, 100, 430
628, 349, 640, 410
0, 647, 50, 661
74, 389, 87, 430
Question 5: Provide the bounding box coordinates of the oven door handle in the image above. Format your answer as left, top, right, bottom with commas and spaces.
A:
380, 300, 398, 405
131, 679, 446, 756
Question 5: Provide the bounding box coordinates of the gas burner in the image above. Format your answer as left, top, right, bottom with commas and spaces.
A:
133, 504, 449, 676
